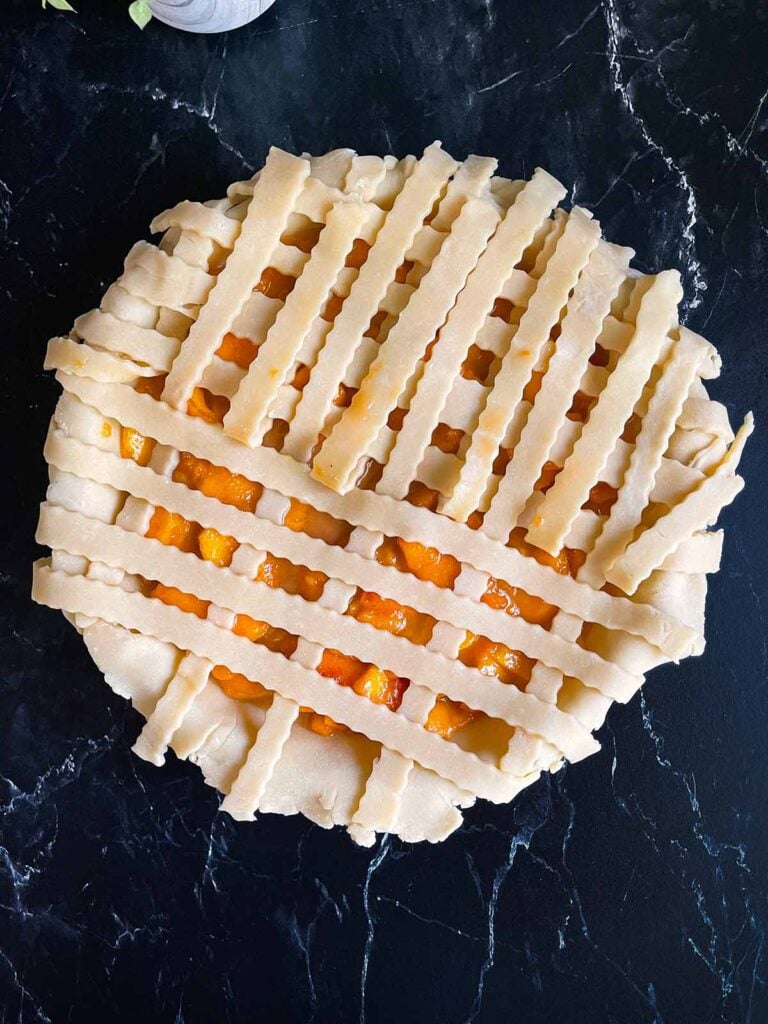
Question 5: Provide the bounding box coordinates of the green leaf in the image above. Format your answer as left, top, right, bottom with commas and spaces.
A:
43, 0, 77, 10
128, 0, 153, 28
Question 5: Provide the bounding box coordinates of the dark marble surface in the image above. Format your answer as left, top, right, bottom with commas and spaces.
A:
1, 0, 767, 1020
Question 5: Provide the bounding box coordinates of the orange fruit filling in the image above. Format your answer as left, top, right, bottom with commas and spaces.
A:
458, 633, 533, 687
233, 612, 297, 657
432, 422, 464, 455
173, 452, 262, 512
461, 344, 495, 384
426, 696, 480, 738
198, 527, 238, 567
121, 426, 154, 467
211, 667, 268, 701
321, 292, 344, 323
146, 507, 200, 553
119, 371, 589, 743
216, 332, 257, 369
281, 223, 322, 254
152, 583, 209, 620
376, 537, 460, 590
187, 387, 230, 425
257, 555, 328, 602
347, 589, 435, 646
284, 499, 350, 546
481, 574, 558, 629
255, 266, 295, 302
346, 237, 370, 270
567, 390, 595, 423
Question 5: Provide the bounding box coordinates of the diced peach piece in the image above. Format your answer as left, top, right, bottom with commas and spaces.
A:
173, 453, 262, 512
146, 507, 200, 552
151, 583, 209, 619
232, 613, 271, 643
459, 632, 534, 687
317, 649, 365, 688
198, 527, 237, 567
216, 332, 257, 369
481, 575, 557, 629
347, 590, 434, 645
425, 696, 480, 738
211, 665, 268, 701
256, 555, 328, 601
284, 499, 350, 546
255, 266, 295, 302
352, 667, 409, 711
306, 713, 349, 737
396, 539, 460, 588
186, 387, 230, 425
233, 613, 297, 657
120, 426, 154, 467
135, 375, 166, 399
345, 238, 370, 270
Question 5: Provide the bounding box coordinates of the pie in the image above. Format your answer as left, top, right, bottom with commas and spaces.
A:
32, 143, 752, 845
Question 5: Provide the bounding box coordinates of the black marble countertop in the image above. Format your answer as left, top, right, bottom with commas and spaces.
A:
2, 1, 767, 1020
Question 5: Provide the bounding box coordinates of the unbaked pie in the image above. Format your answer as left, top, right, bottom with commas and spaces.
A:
33, 143, 752, 844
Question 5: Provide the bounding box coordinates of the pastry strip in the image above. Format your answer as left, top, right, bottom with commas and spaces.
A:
483, 243, 632, 539
220, 696, 300, 820
581, 327, 711, 586
150, 200, 242, 250
224, 200, 370, 445
54, 371, 696, 657
442, 208, 602, 522
284, 143, 459, 461
45, 432, 618, 685
606, 415, 752, 594
527, 270, 684, 555
162, 148, 311, 409
132, 653, 212, 765
45, 337, 156, 383
73, 309, 181, 371
32, 564, 561, 803
376, 168, 566, 500
313, 198, 500, 491
36, 503, 627, 721
120, 241, 215, 311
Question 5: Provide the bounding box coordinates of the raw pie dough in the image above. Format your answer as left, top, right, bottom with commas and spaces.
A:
33, 143, 752, 845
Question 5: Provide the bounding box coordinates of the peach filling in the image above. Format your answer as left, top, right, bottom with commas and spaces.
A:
119, 345, 593, 747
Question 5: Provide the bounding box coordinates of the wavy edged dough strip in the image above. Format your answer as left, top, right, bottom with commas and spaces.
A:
54, 370, 697, 659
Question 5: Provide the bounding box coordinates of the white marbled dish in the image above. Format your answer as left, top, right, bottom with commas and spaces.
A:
150, 0, 277, 33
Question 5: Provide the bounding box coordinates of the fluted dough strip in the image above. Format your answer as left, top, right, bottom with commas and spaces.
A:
41, 428, 626, 692
220, 696, 301, 820
581, 328, 711, 585
606, 416, 753, 594
54, 372, 696, 656
73, 309, 181, 371
32, 563, 546, 803
484, 243, 632, 539
377, 168, 566, 501
527, 270, 684, 555
313, 197, 500, 492
150, 200, 243, 250
121, 241, 215, 311
45, 337, 156, 384
442, 208, 602, 522
35, 504, 607, 751
224, 199, 370, 445
284, 143, 459, 461
162, 148, 311, 409
132, 653, 212, 766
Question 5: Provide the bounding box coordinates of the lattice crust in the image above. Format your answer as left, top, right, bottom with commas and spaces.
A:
33, 144, 751, 846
